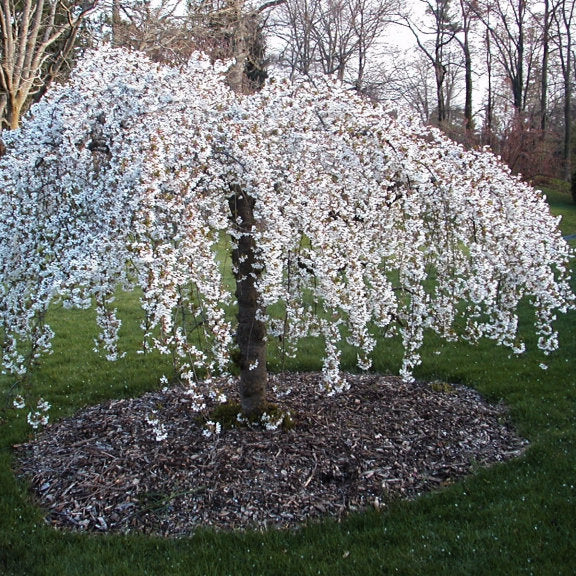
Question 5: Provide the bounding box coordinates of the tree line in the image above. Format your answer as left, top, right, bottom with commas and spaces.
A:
1, 0, 575, 193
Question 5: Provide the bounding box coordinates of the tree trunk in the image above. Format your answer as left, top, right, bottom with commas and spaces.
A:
559, 0, 574, 183
514, 0, 525, 112
228, 186, 268, 417
112, 0, 123, 47
222, 1, 269, 414
564, 66, 572, 183
463, 39, 473, 134
226, 0, 249, 94
540, 0, 550, 132
483, 25, 494, 148
435, 61, 447, 124
6, 94, 24, 130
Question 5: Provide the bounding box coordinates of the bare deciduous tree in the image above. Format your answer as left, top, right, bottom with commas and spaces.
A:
381, 52, 435, 122
550, 0, 575, 183
272, 0, 397, 91
0, 0, 99, 129
455, 0, 477, 136
473, 0, 540, 115
402, 0, 460, 125
273, 0, 318, 75
109, 0, 196, 64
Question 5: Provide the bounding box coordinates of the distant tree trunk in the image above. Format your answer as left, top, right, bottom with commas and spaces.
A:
228, 187, 268, 417
552, 0, 575, 183
563, 60, 572, 184
458, 0, 475, 137
225, 0, 249, 93
511, 30, 524, 111
111, 0, 123, 48
462, 39, 473, 134
482, 18, 495, 148
435, 61, 447, 123
540, 0, 550, 132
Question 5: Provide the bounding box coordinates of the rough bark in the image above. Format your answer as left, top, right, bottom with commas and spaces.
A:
222, 2, 271, 414
458, 0, 474, 136
540, 0, 550, 132
0, 0, 97, 130
228, 186, 268, 417
554, 0, 574, 182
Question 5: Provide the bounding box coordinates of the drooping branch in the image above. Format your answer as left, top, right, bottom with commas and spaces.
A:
0, 46, 573, 423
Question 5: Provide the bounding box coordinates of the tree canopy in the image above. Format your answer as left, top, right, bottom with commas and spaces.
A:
0, 46, 573, 418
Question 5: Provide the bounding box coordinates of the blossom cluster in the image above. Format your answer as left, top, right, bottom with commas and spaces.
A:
145, 411, 168, 442
12, 394, 51, 427
0, 46, 573, 405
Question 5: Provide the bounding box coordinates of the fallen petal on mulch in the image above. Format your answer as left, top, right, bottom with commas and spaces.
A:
15, 373, 528, 536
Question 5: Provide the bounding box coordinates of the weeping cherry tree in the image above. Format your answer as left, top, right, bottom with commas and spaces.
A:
0, 47, 574, 423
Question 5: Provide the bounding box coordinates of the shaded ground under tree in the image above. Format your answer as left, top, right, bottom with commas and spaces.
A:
16, 372, 527, 536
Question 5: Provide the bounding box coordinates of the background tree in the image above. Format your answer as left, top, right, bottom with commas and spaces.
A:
473, 0, 534, 114
272, 0, 318, 76
401, 0, 462, 126
188, 0, 282, 93
0, 0, 99, 129
455, 0, 477, 137
538, 0, 552, 132
107, 0, 195, 64
550, 0, 575, 184
381, 52, 435, 123
272, 0, 397, 92
0, 47, 573, 420
104, 0, 273, 91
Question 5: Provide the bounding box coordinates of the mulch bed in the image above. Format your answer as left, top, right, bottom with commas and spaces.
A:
15, 372, 527, 536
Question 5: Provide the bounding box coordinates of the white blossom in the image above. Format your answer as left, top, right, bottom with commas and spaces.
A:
202, 420, 222, 438
26, 398, 51, 428
0, 45, 573, 424
13, 395, 25, 410
145, 412, 168, 442
260, 411, 287, 431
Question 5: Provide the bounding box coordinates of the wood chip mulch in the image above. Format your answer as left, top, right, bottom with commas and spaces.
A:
14, 372, 528, 536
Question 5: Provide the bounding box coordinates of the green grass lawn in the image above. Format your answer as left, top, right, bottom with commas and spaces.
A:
544, 181, 576, 237
1, 186, 575, 576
